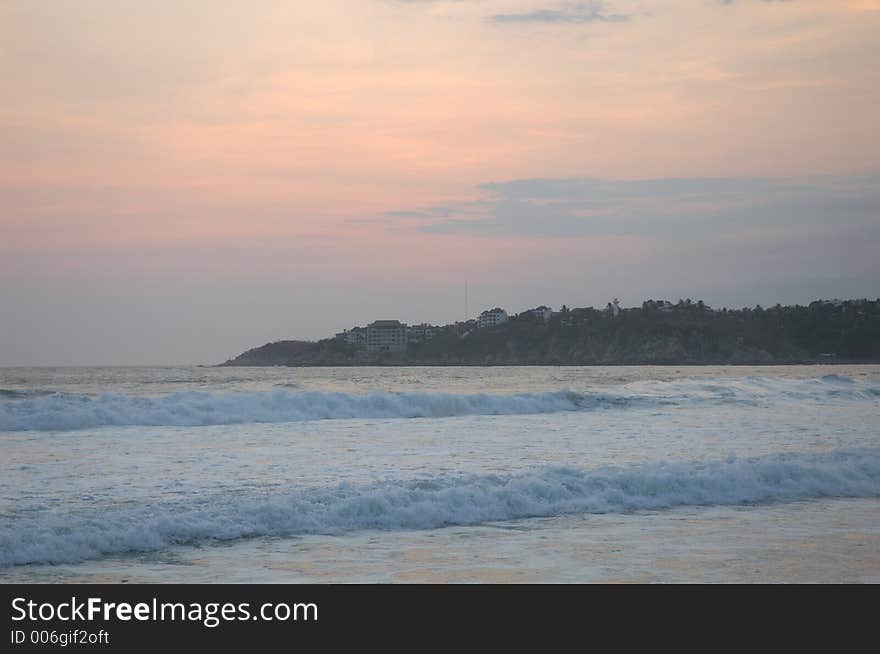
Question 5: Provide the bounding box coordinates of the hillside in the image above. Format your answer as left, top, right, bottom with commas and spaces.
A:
220, 299, 880, 366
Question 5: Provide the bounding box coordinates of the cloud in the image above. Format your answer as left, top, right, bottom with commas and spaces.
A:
385, 175, 880, 239
490, 2, 629, 24
719, 1, 794, 5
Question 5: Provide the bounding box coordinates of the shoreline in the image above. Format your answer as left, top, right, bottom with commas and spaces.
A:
216, 359, 880, 368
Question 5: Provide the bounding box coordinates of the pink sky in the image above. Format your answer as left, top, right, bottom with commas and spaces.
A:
2, 1, 879, 364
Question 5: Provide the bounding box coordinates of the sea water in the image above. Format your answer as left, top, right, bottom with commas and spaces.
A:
1, 365, 878, 582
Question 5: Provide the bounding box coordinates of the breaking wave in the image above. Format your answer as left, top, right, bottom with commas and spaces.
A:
2, 449, 879, 566
0, 389, 602, 432
0, 389, 59, 400
0, 375, 877, 432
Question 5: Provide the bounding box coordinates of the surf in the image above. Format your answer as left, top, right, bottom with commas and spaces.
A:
2, 448, 879, 566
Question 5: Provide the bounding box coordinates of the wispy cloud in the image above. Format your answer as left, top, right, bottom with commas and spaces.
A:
385, 175, 880, 239
719, 1, 794, 5
490, 2, 629, 24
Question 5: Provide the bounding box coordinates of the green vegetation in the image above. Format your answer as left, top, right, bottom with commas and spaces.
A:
221, 298, 880, 366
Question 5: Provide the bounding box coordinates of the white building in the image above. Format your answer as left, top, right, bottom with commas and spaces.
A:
478, 308, 508, 328
525, 306, 553, 322
366, 320, 408, 352
335, 327, 367, 346
407, 323, 437, 343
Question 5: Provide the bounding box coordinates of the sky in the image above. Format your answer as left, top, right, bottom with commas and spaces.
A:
1, 0, 879, 365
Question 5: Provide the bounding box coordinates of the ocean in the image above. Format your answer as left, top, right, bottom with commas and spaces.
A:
1, 365, 878, 583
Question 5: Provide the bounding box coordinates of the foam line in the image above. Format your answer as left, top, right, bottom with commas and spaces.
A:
1, 376, 877, 432
2, 449, 878, 566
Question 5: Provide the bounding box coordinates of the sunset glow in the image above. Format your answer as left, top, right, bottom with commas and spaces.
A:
2, 0, 878, 364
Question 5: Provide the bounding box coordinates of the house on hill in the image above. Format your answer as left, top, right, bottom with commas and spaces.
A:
407, 323, 437, 343
366, 320, 408, 352
335, 326, 367, 346
525, 306, 553, 322
478, 308, 508, 328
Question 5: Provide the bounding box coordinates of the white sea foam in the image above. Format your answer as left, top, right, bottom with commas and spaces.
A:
0, 389, 597, 432
0, 375, 877, 432
2, 449, 879, 566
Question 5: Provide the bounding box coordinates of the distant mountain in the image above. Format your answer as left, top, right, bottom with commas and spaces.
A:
220, 299, 880, 366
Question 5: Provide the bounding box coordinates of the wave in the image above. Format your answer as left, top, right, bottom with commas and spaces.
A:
2, 449, 879, 566
0, 389, 601, 432
0, 389, 60, 400
0, 375, 877, 432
